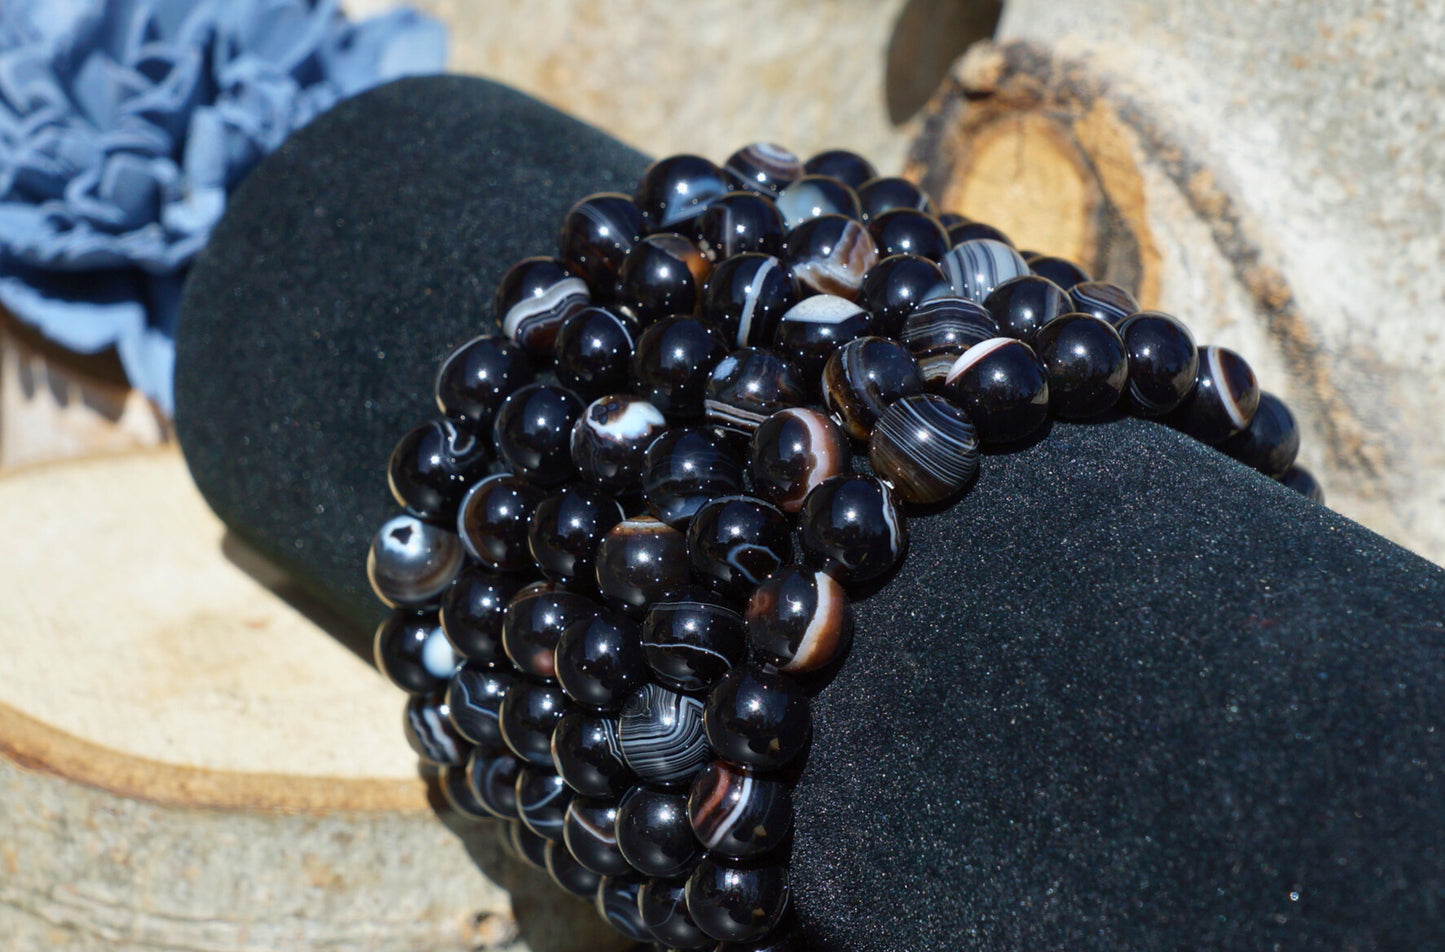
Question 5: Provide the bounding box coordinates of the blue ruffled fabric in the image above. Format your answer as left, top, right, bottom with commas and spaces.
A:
0, 0, 446, 414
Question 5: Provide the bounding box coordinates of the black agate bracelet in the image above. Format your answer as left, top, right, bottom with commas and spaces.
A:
367, 141, 1322, 950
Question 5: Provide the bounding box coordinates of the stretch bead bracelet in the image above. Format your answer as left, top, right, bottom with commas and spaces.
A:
367, 142, 1323, 950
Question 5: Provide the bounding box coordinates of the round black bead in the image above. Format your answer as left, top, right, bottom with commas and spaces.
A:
686, 495, 794, 601
594, 515, 693, 616
857, 253, 952, 337
545, 839, 603, 898
1166, 345, 1261, 445
445, 662, 512, 747
501, 587, 598, 681
616, 785, 700, 878
596, 875, 654, 942
554, 609, 648, 711
723, 142, 803, 196
439, 566, 524, 662
635, 154, 732, 234
856, 176, 936, 220
387, 418, 490, 525
492, 383, 583, 486
1028, 254, 1091, 290
638, 877, 714, 950
750, 407, 853, 514
745, 564, 853, 674
632, 316, 730, 420
467, 747, 522, 821
499, 678, 570, 766
866, 207, 949, 260
551, 708, 636, 797
374, 610, 458, 694
821, 335, 925, 441
1281, 464, 1324, 503
697, 191, 787, 261
684, 857, 790, 944
402, 691, 468, 766
642, 594, 748, 693
781, 213, 878, 299
898, 296, 999, 390
618, 683, 713, 786
571, 393, 670, 493
367, 513, 464, 609
699, 253, 799, 349
772, 294, 875, 386
513, 764, 570, 843
553, 305, 638, 401
942, 337, 1051, 443
643, 428, 747, 529
946, 219, 1013, 247
1069, 280, 1140, 326
528, 485, 626, 587
564, 796, 630, 876
1116, 310, 1199, 417
505, 820, 550, 870
799, 474, 907, 585
688, 760, 794, 859
1032, 313, 1129, 419
434, 334, 535, 430
557, 192, 644, 298
802, 148, 877, 189
1219, 391, 1301, 479
774, 174, 862, 229
438, 762, 489, 821
941, 238, 1031, 302
704, 347, 808, 435
617, 233, 712, 325
456, 473, 546, 572
983, 275, 1073, 341
704, 664, 810, 770
494, 256, 591, 357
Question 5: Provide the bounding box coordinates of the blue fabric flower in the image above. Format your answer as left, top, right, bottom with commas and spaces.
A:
0, 0, 447, 415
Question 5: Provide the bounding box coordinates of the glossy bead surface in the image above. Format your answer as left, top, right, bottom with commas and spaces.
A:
516, 765, 572, 841
1166, 345, 1260, 445
898, 296, 999, 388
596, 875, 653, 942
554, 609, 648, 711
942, 338, 1051, 443
564, 796, 630, 876
699, 253, 798, 348
802, 148, 877, 189
570, 394, 669, 493
367, 513, 464, 608
749, 407, 851, 514
440, 566, 523, 661
686, 495, 794, 601
403, 691, 468, 766
502, 587, 598, 680
856, 254, 951, 337
745, 565, 852, 673
774, 174, 861, 229
495, 256, 591, 357
856, 176, 935, 220
1116, 310, 1198, 417
704, 664, 810, 769
1028, 254, 1091, 290
983, 275, 1072, 341
545, 839, 603, 898
869, 393, 980, 504
782, 214, 878, 299
434, 334, 535, 431
506, 820, 550, 870
941, 238, 1031, 302
553, 306, 637, 400
558, 192, 644, 297
697, 191, 787, 261
723, 142, 802, 195
632, 317, 730, 420
799, 474, 907, 584
642, 595, 748, 693
772, 294, 874, 386
618, 683, 713, 786
493, 383, 583, 485
438, 762, 489, 820
1032, 313, 1129, 419
685, 857, 790, 943
635, 154, 731, 234
1281, 465, 1325, 503
456, 474, 546, 572
551, 708, 636, 797
617, 233, 712, 325
638, 878, 713, 950
387, 418, 490, 525
946, 219, 1013, 247
1069, 280, 1139, 326
821, 335, 924, 441
374, 610, 459, 694
866, 208, 949, 261
594, 515, 693, 616
1219, 391, 1300, 478
688, 760, 794, 858
704, 348, 807, 435
528, 485, 626, 587
446, 662, 512, 747
499, 678, 570, 766
615, 785, 700, 877
644, 429, 747, 528
467, 747, 522, 820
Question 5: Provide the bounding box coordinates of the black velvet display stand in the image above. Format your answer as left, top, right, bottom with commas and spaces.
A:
175, 76, 1445, 951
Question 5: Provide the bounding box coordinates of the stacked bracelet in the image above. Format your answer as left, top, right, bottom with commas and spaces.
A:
366, 142, 1321, 950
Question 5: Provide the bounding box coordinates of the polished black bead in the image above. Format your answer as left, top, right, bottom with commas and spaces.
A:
571, 393, 670, 493
495, 256, 591, 357
799, 474, 907, 585
564, 796, 630, 876
558, 192, 644, 299
555, 609, 648, 711
616, 785, 700, 878
367, 513, 464, 609
456, 473, 546, 572
723, 142, 803, 196
1165, 345, 1260, 445
750, 407, 852, 514
745, 564, 853, 673
684, 857, 790, 943
772, 294, 875, 386
638, 877, 713, 950
781, 213, 878, 299
983, 275, 1073, 341
502, 587, 598, 681
942, 337, 1051, 443
596, 875, 654, 942
403, 691, 469, 766
506, 819, 550, 870
867, 209, 949, 268
898, 296, 999, 390
446, 662, 512, 747
856, 253, 952, 337
856, 176, 936, 220
1281, 464, 1324, 503
941, 238, 1031, 302
438, 762, 489, 820
467, 746, 523, 821
515, 764, 571, 841
1219, 391, 1300, 479
1032, 313, 1129, 419
688, 760, 794, 859
802, 148, 877, 190
946, 219, 1013, 247
635, 154, 732, 234
642, 594, 748, 693
686, 495, 794, 601
551, 708, 636, 797
374, 610, 458, 694
699, 253, 799, 349
774, 174, 861, 229
704, 664, 810, 769
499, 678, 570, 766
705, 348, 807, 435
644, 428, 747, 528
1069, 280, 1139, 326
528, 485, 626, 587
387, 418, 490, 525
619, 684, 713, 786
1028, 254, 1091, 290
697, 191, 787, 261
1116, 310, 1199, 417
821, 335, 925, 441
545, 839, 603, 898
632, 316, 730, 420
617, 233, 712, 325
434, 334, 535, 431
492, 383, 583, 485
553, 305, 637, 401
440, 566, 524, 662
594, 515, 693, 616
